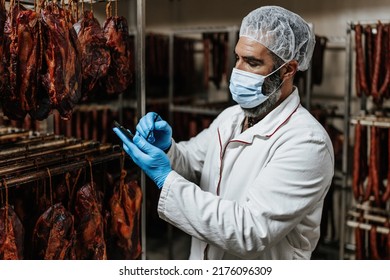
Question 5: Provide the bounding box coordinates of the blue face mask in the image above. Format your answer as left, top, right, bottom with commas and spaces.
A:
229, 63, 286, 109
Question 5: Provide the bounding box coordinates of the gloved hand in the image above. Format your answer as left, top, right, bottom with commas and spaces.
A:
136, 112, 172, 151
113, 127, 172, 189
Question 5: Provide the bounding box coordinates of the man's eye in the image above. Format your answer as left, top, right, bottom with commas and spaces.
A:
248, 61, 259, 67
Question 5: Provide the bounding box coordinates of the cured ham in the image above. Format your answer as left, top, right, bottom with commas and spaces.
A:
32, 203, 75, 260
74, 182, 107, 260
76, 10, 111, 100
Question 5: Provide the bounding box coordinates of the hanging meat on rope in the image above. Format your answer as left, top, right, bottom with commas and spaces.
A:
0, 205, 25, 260
32, 202, 76, 260
210, 32, 228, 90
75, 2, 111, 100
377, 23, 390, 100
102, 1, 132, 96
356, 22, 390, 103
352, 122, 368, 201
0, 1, 29, 120
0, 0, 5, 41
370, 21, 384, 103
39, 1, 82, 120
74, 182, 107, 260
382, 128, 390, 202
0, 0, 5, 87
17, 8, 42, 120
354, 24, 369, 97
109, 169, 142, 259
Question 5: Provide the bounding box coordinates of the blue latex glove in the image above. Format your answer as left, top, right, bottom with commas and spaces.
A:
113, 127, 172, 189
136, 112, 172, 151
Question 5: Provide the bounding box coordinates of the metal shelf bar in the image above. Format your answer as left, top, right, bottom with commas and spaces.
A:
346, 220, 390, 234
350, 116, 390, 128
0, 149, 122, 190
170, 104, 223, 116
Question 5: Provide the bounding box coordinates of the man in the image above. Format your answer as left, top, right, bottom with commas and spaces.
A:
114, 6, 334, 260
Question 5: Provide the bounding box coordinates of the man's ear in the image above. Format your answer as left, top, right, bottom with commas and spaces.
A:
282, 60, 299, 79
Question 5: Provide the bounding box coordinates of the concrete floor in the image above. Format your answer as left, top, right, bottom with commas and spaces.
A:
146, 226, 191, 260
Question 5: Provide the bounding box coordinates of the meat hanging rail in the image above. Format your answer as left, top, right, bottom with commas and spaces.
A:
4, 0, 117, 5
0, 127, 122, 190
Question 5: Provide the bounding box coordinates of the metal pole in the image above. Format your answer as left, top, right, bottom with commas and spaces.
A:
339, 22, 353, 260
136, 0, 147, 260
227, 27, 238, 103
167, 32, 175, 260
305, 65, 312, 111
168, 33, 174, 127
304, 23, 314, 111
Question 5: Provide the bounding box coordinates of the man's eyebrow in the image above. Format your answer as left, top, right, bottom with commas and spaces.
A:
234, 51, 265, 65
243, 56, 264, 64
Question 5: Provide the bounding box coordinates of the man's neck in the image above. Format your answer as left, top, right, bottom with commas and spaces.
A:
242, 115, 263, 132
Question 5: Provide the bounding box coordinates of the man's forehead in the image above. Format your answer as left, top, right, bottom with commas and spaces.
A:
235, 36, 272, 58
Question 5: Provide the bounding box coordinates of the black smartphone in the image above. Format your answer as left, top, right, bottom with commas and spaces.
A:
113, 121, 134, 141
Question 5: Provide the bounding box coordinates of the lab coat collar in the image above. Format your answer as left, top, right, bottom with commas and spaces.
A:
219, 88, 301, 144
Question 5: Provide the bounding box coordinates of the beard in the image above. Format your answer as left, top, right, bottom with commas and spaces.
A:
242, 71, 284, 118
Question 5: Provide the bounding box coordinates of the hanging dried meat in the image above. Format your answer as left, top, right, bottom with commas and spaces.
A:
40, 2, 82, 120
102, 15, 132, 96
0, 0, 5, 37
0, 1, 134, 121
76, 10, 111, 100
74, 182, 107, 260
0, 206, 25, 260
32, 202, 75, 260
355, 22, 390, 103
0, 0, 6, 73
0, 2, 28, 120
109, 171, 142, 259
17, 9, 42, 119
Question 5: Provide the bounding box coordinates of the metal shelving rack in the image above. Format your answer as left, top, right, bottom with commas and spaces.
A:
134, 0, 147, 261
340, 19, 390, 260
167, 25, 239, 127
166, 24, 317, 124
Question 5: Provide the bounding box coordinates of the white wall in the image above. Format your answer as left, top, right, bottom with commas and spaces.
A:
145, 0, 390, 37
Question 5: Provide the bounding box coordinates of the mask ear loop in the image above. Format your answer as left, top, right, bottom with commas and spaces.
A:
267, 61, 289, 78
262, 64, 287, 98
263, 78, 286, 98
282, 60, 300, 80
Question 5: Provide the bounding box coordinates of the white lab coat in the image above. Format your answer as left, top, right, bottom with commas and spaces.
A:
158, 88, 334, 260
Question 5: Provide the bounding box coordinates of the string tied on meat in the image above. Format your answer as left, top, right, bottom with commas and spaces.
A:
87, 157, 100, 202
106, 1, 112, 18
46, 168, 53, 206
68, 168, 83, 210
65, 172, 71, 200
119, 150, 127, 201
0, 188, 3, 207
2, 179, 9, 235
87, 158, 94, 186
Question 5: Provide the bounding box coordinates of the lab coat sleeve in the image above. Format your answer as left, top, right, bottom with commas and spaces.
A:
166, 111, 227, 184
166, 138, 206, 184
158, 129, 334, 259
